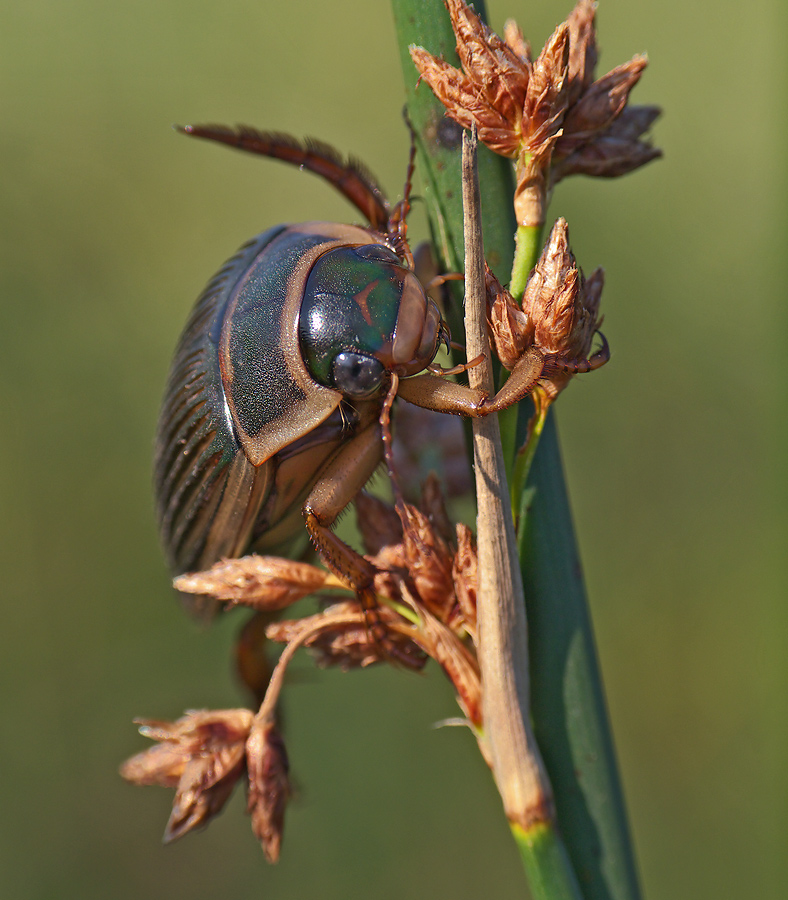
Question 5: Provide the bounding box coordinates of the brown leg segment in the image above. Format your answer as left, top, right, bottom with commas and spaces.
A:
301, 423, 421, 669
396, 346, 546, 417
545, 332, 610, 375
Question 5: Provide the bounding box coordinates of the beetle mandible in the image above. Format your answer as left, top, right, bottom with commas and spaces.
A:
155, 125, 549, 642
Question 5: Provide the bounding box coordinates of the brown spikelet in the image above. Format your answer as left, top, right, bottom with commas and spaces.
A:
486, 263, 531, 370
409, 0, 660, 224
246, 714, 290, 863
173, 555, 331, 611
120, 710, 253, 842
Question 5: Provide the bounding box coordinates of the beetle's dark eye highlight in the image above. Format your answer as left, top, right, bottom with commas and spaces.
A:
332, 352, 384, 398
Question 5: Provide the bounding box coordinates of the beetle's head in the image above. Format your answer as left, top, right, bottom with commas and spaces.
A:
298, 243, 450, 400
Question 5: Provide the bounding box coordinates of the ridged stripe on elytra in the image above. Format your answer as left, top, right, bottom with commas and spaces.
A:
154, 225, 286, 575
154, 222, 388, 583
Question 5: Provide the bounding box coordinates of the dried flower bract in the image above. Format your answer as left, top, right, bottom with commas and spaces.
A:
124, 477, 484, 858
411, 0, 660, 226
120, 709, 253, 842
486, 217, 607, 406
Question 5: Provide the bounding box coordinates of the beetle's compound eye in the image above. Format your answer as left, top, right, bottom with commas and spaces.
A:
332, 352, 385, 398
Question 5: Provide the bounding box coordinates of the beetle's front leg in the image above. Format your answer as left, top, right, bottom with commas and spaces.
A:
543, 332, 611, 375
396, 346, 545, 417
301, 423, 421, 668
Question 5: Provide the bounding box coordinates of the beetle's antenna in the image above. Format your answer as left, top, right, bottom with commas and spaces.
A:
387, 124, 418, 267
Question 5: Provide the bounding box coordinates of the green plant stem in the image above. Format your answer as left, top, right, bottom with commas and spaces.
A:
391, 3, 642, 900
500, 223, 544, 480
512, 403, 548, 528
514, 823, 585, 900
510, 223, 544, 300
519, 411, 641, 900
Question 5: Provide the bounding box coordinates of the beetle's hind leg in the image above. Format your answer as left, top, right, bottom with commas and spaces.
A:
302, 424, 423, 669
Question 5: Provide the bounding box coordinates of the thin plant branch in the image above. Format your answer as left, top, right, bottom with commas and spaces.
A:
463, 129, 583, 899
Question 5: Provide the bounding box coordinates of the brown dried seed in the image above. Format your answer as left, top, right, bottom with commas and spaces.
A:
120, 709, 254, 842
247, 714, 290, 863
558, 56, 648, 155
164, 744, 246, 842
522, 22, 569, 160
451, 523, 478, 637
355, 491, 402, 556
446, 0, 529, 126
486, 263, 531, 370
552, 127, 662, 181
521, 219, 581, 355
400, 503, 456, 620
503, 18, 530, 64
174, 555, 331, 611
420, 473, 455, 547
410, 45, 522, 156
565, 0, 598, 104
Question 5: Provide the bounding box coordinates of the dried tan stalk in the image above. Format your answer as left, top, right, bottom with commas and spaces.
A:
462, 128, 554, 830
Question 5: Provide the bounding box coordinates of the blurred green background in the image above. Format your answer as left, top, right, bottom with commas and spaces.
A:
1, 0, 784, 898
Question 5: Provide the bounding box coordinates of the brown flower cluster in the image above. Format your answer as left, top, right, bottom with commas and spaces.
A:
487, 216, 607, 408
121, 475, 481, 859
410, 0, 660, 226
119, 708, 288, 863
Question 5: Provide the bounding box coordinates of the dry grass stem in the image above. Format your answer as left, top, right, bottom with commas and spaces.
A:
461, 128, 554, 829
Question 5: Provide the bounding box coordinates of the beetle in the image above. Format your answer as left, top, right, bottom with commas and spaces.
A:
154, 125, 586, 644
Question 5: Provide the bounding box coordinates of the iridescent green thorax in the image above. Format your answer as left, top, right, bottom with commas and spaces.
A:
298, 244, 409, 387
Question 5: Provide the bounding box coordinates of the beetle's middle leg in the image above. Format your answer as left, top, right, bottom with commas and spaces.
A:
302, 423, 421, 668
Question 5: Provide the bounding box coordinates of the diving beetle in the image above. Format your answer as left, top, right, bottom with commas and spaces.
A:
154, 125, 550, 632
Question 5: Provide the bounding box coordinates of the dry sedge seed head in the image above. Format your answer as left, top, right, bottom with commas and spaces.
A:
173, 555, 330, 611
411, 0, 660, 222
520, 220, 606, 401
124, 479, 485, 854
565, 0, 598, 104
266, 602, 424, 671
503, 19, 530, 64
164, 749, 245, 842
552, 105, 662, 180
399, 501, 456, 620
522, 22, 569, 162
522, 218, 580, 355
355, 491, 403, 555
608, 104, 662, 141
120, 709, 254, 842
409, 45, 521, 157
486, 263, 531, 371
446, 0, 530, 125
246, 714, 290, 863
450, 523, 478, 638
557, 56, 648, 157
